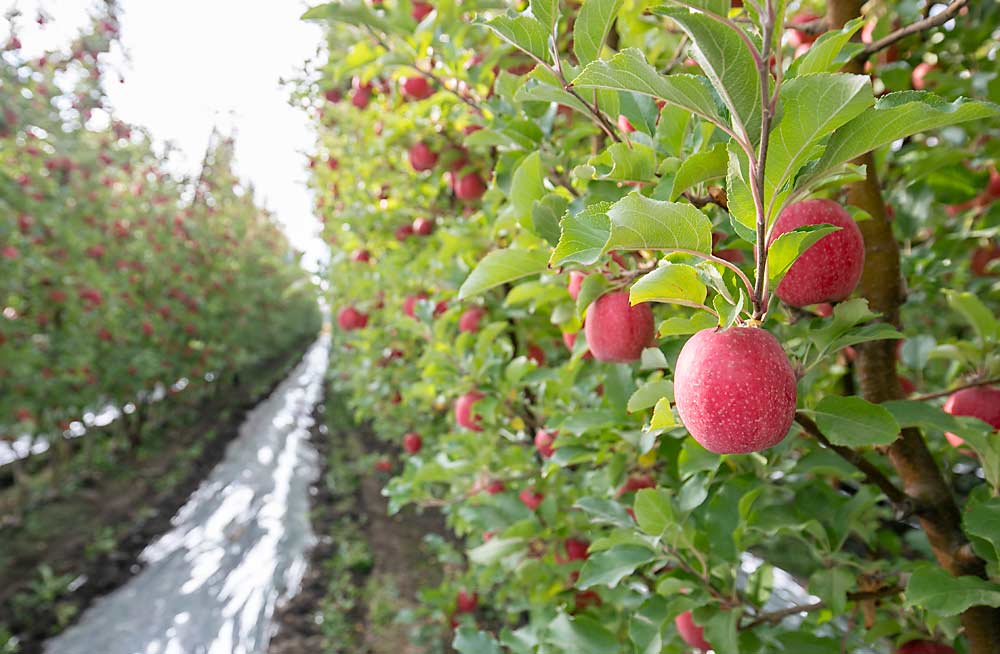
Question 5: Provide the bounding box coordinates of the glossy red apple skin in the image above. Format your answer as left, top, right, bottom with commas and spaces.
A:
567, 271, 587, 300
337, 307, 368, 330
519, 487, 544, 510
674, 327, 797, 454
401, 76, 433, 100
408, 142, 438, 171
453, 172, 487, 201
403, 432, 422, 454
411, 1, 433, 21
403, 293, 427, 318
912, 62, 935, 90
896, 640, 956, 654
942, 386, 1000, 447
455, 390, 485, 431
564, 538, 590, 561
584, 291, 655, 362
788, 13, 821, 47
769, 199, 865, 307
458, 307, 485, 333
616, 473, 655, 497
351, 248, 371, 263
412, 217, 434, 235
534, 429, 556, 458
675, 611, 712, 651
455, 590, 477, 614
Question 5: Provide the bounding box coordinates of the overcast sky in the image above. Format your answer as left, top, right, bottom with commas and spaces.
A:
1, 0, 327, 269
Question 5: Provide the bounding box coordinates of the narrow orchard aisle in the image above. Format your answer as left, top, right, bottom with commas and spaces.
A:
44, 336, 330, 654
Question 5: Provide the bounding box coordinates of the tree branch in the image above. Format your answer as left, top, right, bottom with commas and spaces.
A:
911, 376, 1000, 402
740, 584, 903, 630
856, 0, 968, 62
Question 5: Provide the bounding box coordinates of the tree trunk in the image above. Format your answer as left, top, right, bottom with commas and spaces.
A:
826, 1, 1000, 650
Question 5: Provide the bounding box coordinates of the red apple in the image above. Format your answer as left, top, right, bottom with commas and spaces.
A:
395, 224, 414, 241
912, 62, 935, 90
942, 386, 1000, 447
401, 76, 433, 100
675, 611, 712, 651
375, 458, 392, 472
527, 343, 546, 366
788, 13, 821, 47
403, 432, 423, 454
769, 199, 865, 307
616, 474, 656, 497
403, 292, 428, 318
413, 217, 434, 235
350, 84, 372, 109
971, 243, 1000, 276
411, 1, 433, 21
458, 307, 485, 333
408, 142, 438, 173
562, 331, 593, 359
584, 291, 655, 362
453, 172, 487, 201
674, 327, 797, 454
564, 538, 590, 561
568, 271, 587, 301
351, 248, 371, 263
455, 590, 477, 614
455, 390, 485, 431
337, 306, 369, 330
896, 640, 956, 654
519, 487, 544, 510
534, 429, 556, 458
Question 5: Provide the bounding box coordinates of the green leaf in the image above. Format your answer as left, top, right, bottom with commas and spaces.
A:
727, 143, 757, 240
630, 264, 707, 308
650, 397, 677, 429
301, 0, 392, 32
587, 142, 657, 182
670, 142, 728, 201
571, 48, 726, 129
459, 249, 550, 299
576, 273, 611, 317
658, 312, 717, 337
454, 626, 504, 654
714, 290, 744, 330
628, 380, 674, 413
965, 498, 1000, 564
633, 488, 673, 537
812, 396, 901, 447
482, 13, 551, 62
767, 224, 841, 285
789, 18, 865, 76
765, 74, 872, 210
808, 93, 1000, 188
468, 537, 526, 565
573, 0, 624, 66
905, 565, 1000, 617
510, 151, 546, 226
574, 497, 634, 528
533, 194, 569, 247
809, 567, 854, 615
547, 613, 619, 654
577, 544, 657, 588
945, 290, 999, 343
530, 0, 559, 32
551, 203, 613, 266
654, 7, 762, 144
605, 192, 714, 254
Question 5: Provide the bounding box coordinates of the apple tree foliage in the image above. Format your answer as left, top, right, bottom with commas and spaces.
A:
303, 0, 1000, 651
0, 8, 321, 447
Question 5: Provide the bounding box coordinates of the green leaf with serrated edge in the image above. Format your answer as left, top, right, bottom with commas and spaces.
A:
515, 76, 592, 115
633, 488, 673, 537
453, 626, 504, 654
650, 397, 677, 429
630, 264, 708, 309
577, 544, 657, 589
964, 498, 1000, 564
714, 291, 743, 329
301, 1, 393, 32
547, 613, 619, 654
806, 93, 1000, 188
530, 0, 559, 32
727, 142, 757, 239
576, 273, 611, 317
574, 497, 634, 527
788, 18, 865, 76
765, 74, 872, 214
812, 396, 900, 447
482, 13, 550, 62
551, 203, 613, 266
458, 249, 550, 299
605, 192, 714, 254
670, 142, 728, 201
588, 142, 657, 181
533, 194, 568, 247
509, 151, 546, 226
628, 380, 674, 413
703, 609, 740, 654
905, 565, 1000, 616
767, 224, 840, 285
945, 290, 999, 343
468, 537, 526, 565
659, 312, 718, 337
574, 0, 624, 66
571, 49, 726, 129
654, 7, 762, 144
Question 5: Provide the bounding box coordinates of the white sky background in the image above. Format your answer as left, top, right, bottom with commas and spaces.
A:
1, 0, 328, 270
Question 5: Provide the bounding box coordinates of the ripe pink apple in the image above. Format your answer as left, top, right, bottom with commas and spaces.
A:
458, 307, 485, 333
564, 538, 589, 561
455, 590, 477, 614
337, 306, 369, 330
567, 271, 587, 300
351, 248, 371, 262
400, 76, 433, 100
769, 198, 865, 307
411, 1, 433, 20
412, 217, 434, 235
534, 429, 556, 458
674, 327, 797, 454
584, 291, 655, 362
375, 458, 392, 472
408, 142, 438, 172
395, 224, 414, 241
942, 386, 1000, 447
616, 474, 656, 497
896, 641, 956, 654
455, 390, 485, 431
675, 611, 712, 651
519, 487, 544, 510
912, 62, 935, 90
788, 13, 820, 47
350, 85, 371, 109
403, 292, 428, 318
453, 171, 487, 201
1, 246, 18, 259
403, 432, 422, 454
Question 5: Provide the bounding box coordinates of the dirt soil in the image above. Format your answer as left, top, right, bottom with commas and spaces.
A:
268, 398, 451, 654
0, 340, 313, 654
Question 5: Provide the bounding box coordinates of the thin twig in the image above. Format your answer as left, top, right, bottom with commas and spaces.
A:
740, 585, 903, 630
750, 0, 776, 321
911, 376, 1000, 402
661, 34, 690, 73
856, 0, 968, 61
795, 413, 913, 511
